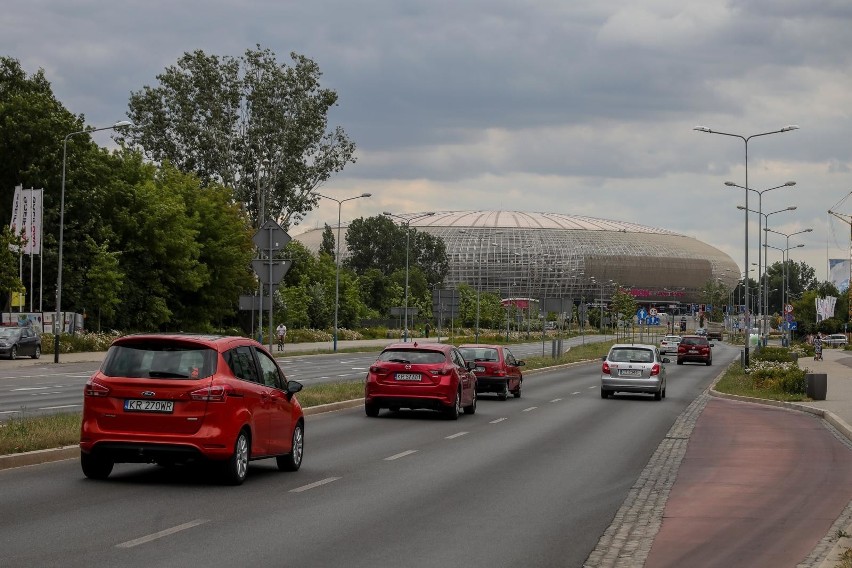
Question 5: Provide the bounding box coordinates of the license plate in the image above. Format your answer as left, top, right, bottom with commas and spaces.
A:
395, 373, 421, 381
619, 369, 642, 376
474, 366, 485, 373
689, 349, 698, 353
124, 399, 174, 413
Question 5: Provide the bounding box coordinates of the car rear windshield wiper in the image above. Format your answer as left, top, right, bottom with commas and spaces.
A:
387, 358, 410, 364
148, 371, 190, 378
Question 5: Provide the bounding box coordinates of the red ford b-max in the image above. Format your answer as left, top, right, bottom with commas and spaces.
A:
80, 334, 304, 485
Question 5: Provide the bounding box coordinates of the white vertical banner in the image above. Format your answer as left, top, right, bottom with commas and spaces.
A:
8, 187, 42, 254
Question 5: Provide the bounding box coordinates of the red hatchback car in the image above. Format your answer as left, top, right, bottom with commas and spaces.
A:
80, 334, 304, 485
677, 335, 713, 366
458, 344, 524, 400
364, 342, 477, 419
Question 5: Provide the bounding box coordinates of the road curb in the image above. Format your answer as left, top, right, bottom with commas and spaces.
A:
0, 445, 78, 471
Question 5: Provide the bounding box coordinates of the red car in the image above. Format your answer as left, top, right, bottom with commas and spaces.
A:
677, 335, 713, 366
364, 342, 477, 419
80, 334, 304, 485
459, 344, 524, 400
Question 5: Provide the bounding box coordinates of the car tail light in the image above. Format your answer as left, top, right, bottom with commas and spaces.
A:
431, 367, 453, 376
650, 364, 661, 376
369, 365, 388, 374
84, 379, 110, 397
190, 385, 232, 402
493, 369, 507, 377
602, 361, 611, 374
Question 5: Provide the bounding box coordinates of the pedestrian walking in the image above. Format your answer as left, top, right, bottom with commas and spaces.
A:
814, 333, 823, 361
276, 323, 287, 351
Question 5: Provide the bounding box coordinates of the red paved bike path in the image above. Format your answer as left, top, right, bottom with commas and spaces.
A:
645, 397, 852, 567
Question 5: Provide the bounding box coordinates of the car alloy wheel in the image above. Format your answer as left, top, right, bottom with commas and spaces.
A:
9, 346, 16, 360
277, 423, 304, 472
498, 381, 509, 401
445, 389, 461, 420
32, 346, 40, 360
225, 430, 250, 485
463, 389, 477, 415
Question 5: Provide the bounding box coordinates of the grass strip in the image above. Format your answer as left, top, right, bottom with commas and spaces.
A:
713, 361, 809, 402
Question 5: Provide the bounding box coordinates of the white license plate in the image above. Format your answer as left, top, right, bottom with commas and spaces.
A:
395, 373, 421, 381
474, 366, 485, 373
619, 369, 642, 376
124, 399, 174, 413
689, 349, 698, 353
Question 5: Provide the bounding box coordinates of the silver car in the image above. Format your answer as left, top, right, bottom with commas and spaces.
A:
659, 335, 682, 355
600, 343, 668, 401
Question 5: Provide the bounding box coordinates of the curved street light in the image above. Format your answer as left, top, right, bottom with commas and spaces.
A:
695, 124, 798, 364
316, 192, 372, 351
56, 120, 133, 363
383, 211, 435, 341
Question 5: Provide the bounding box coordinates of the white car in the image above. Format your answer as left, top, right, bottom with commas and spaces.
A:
824, 334, 848, 347
659, 335, 682, 355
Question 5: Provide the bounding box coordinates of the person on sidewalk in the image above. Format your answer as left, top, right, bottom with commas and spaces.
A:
276, 323, 287, 351
814, 333, 823, 361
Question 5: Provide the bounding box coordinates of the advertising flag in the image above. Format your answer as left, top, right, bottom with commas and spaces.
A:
8, 186, 42, 254
829, 259, 850, 293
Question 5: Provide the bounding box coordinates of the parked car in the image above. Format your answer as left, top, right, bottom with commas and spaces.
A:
677, 335, 714, 365
658, 335, 682, 355
600, 343, 668, 401
824, 334, 849, 347
459, 344, 524, 400
79, 334, 304, 485
0, 326, 41, 359
364, 342, 477, 419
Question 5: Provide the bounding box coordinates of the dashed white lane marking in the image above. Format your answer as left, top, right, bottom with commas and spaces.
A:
116, 519, 208, 548
351, 367, 367, 370
11, 387, 51, 391
550, 398, 562, 403
290, 477, 341, 493
385, 450, 418, 461
522, 407, 537, 412
571, 392, 581, 395
39, 404, 80, 410
445, 432, 468, 439
490, 418, 507, 424
588, 386, 597, 389
0, 410, 20, 414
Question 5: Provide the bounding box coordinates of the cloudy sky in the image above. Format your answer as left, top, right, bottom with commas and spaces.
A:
5, 0, 852, 283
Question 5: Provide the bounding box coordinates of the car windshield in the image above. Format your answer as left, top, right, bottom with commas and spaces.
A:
0, 328, 22, 339
459, 348, 499, 362
609, 348, 654, 363
663, 336, 680, 342
680, 337, 705, 346
102, 341, 217, 379
378, 349, 446, 365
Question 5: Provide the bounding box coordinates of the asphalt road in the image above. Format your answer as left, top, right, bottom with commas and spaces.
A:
0, 335, 621, 420
0, 342, 738, 568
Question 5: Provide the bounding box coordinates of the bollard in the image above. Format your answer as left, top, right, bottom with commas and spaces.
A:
741, 349, 745, 368
551, 339, 558, 359
806, 373, 827, 400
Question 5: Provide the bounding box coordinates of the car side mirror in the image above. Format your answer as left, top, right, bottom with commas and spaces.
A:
601, 356, 607, 361
662, 358, 671, 364
466, 361, 476, 370
517, 360, 525, 366
709, 343, 715, 348
286, 381, 303, 400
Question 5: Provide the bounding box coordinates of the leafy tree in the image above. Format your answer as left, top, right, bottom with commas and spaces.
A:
344, 215, 402, 275
320, 223, 335, 258
81, 236, 124, 331
410, 230, 449, 287
121, 46, 357, 228
0, 226, 25, 310
700, 280, 727, 323
610, 287, 638, 328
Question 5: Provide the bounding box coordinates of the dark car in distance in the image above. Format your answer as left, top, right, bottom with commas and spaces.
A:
0, 326, 41, 359
459, 344, 524, 400
80, 334, 304, 485
677, 335, 714, 365
364, 342, 477, 419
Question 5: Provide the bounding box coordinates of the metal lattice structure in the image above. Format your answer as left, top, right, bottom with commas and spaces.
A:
294, 211, 741, 306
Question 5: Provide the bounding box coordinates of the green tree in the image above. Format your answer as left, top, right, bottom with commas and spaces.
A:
344, 215, 402, 275
121, 46, 357, 228
81, 236, 124, 331
700, 279, 727, 323
320, 223, 335, 258
610, 287, 638, 328
0, 226, 25, 309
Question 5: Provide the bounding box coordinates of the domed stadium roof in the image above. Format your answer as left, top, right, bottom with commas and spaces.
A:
293, 211, 740, 306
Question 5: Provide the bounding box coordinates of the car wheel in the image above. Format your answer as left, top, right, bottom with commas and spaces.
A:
445, 389, 461, 420
676, 359, 683, 365
600, 389, 609, 399
223, 430, 250, 485
498, 381, 509, 401
662, 386, 666, 399
706, 358, 712, 366
463, 389, 477, 415
276, 422, 304, 472
31, 345, 41, 359
513, 380, 522, 399
9, 345, 17, 360
81, 451, 114, 480
654, 389, 662, 401
365, 402, 380, 417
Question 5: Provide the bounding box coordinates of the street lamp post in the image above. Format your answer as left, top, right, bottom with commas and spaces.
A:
56, 120, 133, 363
694, 124, 799, 365
384, 211, 436, 341
727, 181, 796, 337
765, 227, 811, 341
316, 192, 372, 351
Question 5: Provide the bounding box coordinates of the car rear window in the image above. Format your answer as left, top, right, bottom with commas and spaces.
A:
102, 341, 217, 379
680, 337, 707, 346
459, 348, 499, 362
378, 349, 446, 364
608, 348, 654, 363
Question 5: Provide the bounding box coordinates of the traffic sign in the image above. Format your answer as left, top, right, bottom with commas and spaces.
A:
637, 308, 648, 321
784, 304, 794, 314
253, 220, 291, 251
649, 307, 658, 316
789, 321, 798, 330
252, 259, 292, 285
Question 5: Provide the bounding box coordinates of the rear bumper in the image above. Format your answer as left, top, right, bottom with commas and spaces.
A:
475, 377, 509, 393
365, 381, 455, 410
678, 354, 710, 363
601, 376, 662, 394
80, 422, 234, 462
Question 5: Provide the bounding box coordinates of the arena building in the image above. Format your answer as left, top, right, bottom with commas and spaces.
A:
294, 211, 741, 308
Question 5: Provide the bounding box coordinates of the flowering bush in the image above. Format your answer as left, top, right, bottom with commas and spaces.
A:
40, 331, 124, 354
752, 346, 792, 363
748, 360, 807, 394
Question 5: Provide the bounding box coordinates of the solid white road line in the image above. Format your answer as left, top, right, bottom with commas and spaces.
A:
116, 519, 208, 548
445, 432, 468, 439
38, 404, 80, 410
490, 418, 507, 424
290, 477, 341, 493
384, 450, 418, 461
